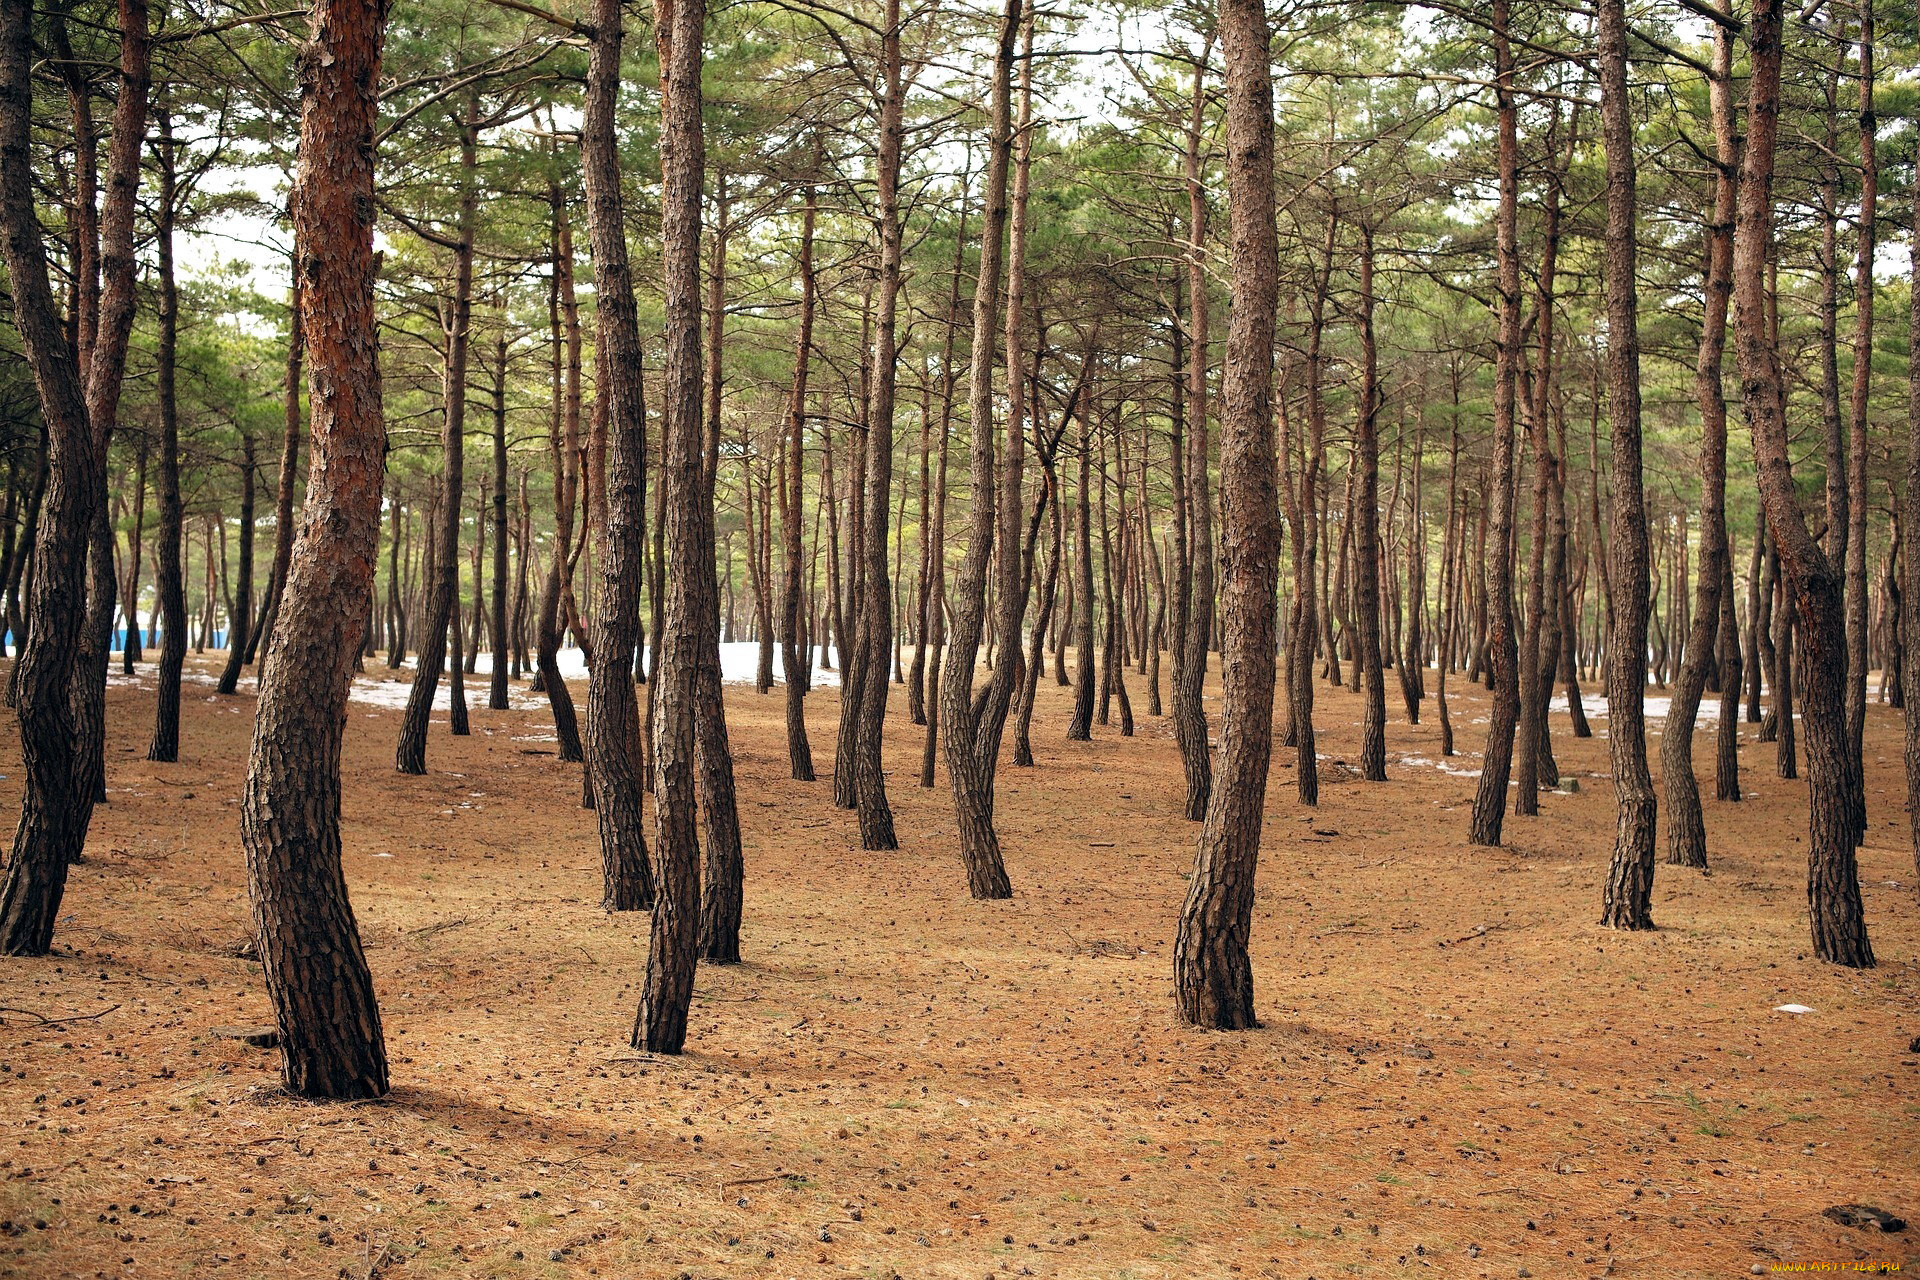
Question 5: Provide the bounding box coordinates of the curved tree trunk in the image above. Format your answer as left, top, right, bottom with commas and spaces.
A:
936, 0, 1019, 901
581, 0, 654, 913
0, 0, 146, 951
1730, 0, 1872, 967
238, 0, 391, 1097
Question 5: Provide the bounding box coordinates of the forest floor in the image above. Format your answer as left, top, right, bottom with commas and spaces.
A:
0, 651, 1916, 1280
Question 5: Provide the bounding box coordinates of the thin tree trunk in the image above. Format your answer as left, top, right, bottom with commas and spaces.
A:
1661, 9, 1735, 870
148, 106, 186, 762
781, 179, 818, 781
851, 0, 905, 851
1172, 52, 1213, 820
396, 90, 478, 774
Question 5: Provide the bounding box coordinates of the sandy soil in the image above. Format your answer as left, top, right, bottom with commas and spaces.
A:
0, 651, 1915, 1280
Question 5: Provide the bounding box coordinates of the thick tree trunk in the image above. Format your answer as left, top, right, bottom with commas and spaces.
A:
238, 0, 391, 1098
582, 0, 655, 913
636, 0, 709, 1052
1174, 0, 1277, 1029
1594, 0, 1659, 930
0, 0, 145, 950
936, 0, 1019, 901
1731, 0, 1872, 967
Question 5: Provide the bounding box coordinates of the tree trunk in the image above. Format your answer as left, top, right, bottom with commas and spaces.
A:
536, 178, 585, 762
1353, 224, 1386, 781
217, 432, 257, 698
1467, 0, 1522, 849
1172, 53, 1213, 820
148, 106, 186, 762
238, 0, 391, 1097
1594, 0, 1659, 929
0, 0, 146, 950
1731, 0, 1872, 967
636, 0, 709, 1052
1661, 8, 1735, 871
582, 0, 655, 913
1842, 2, 1873, 843
851, 0, 905, 851
936, 0, 1020, 901
396, 91, 478, 774
1174, 0, 1277, 1030
781, 180, 818, 781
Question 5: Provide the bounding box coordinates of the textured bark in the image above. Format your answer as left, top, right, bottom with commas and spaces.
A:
973, 10, 1037, 780
1172, 54, 1213, 820
1515, 120, 1566, 812
692, 196, 745, 963
1594, 0, 1659, 930
1907, 97, 1920, 878
0, 0, 134, 950
1174, 0, 1277, 1030
852, 0, 905, 852
396, 92, 478, 775
1352, 225, 1386, 782
1841, 3, 1873, 843
119, 440, 146, 671
636, 0, 708, 1052
215, 431, 255, 694
489, 322, 509, 709
1467, 0, 1522, 849
148, 109, 186, 763
582, 0, 654, 913
780, 183, 818, 782
536, 183, 584, 763
936, 0, 1019, 901
71, 0, 152, 814
1731, 0, 1872, 968
1067, 413, 1096, 740
252, 251, 304, 684
1662, 9, 1735, 871
238, 0, 391, 1098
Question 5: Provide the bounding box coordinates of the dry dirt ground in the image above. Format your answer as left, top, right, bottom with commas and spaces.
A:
0, 652, 1916, 1280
